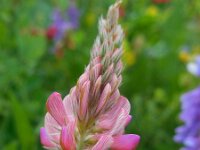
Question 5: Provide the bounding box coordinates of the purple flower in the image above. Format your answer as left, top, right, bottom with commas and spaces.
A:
67, 4, 80, 28
47, 4, 80, 43
174, 87, 200, 149
187, 55, 200, 77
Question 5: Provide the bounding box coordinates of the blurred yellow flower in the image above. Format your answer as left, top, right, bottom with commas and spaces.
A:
85, 12, 96, 27
179, 51, 191, 63
123, 40, 136, 66
146, 5, 159, 17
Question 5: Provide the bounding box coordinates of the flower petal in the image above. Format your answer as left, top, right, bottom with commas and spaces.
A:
44, 113, 61, 143
60, 122, 76, 150
97, 96, 131, 131
40, 127, 55, 148
91, 135, 113, 150
46, 92, 67, 125
125, 115, 132, 127
111, 134, 140, 150
96, 84, 112, 113
79, 81, 90, 119
63, 94, 76, 122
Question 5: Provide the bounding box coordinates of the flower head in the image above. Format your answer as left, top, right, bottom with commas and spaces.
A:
49, 4, 80, 42
174, 87, 200, 149
40, 1, 140, 149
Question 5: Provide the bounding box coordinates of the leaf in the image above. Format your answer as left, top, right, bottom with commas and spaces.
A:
10, 93, 36, 150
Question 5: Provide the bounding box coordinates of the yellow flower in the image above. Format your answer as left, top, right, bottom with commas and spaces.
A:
146, 6, 159, 17
179, 51, 191, 63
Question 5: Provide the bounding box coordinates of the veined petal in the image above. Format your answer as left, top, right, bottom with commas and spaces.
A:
119, 96, 131, 114
40, 127, 56, 148
63, 95, 75, 121
78, 72, 89, 87
111, 134, 140, 150
46, 92, 68, 125
90, 63, 102, 81
44, 113, 61, 143
60, 122, 76, 150
91, 135, 113, 150
96, 84, 111, 113
97, 95, 129, 130
79, 81, 90, 119
110, 109, 128, 135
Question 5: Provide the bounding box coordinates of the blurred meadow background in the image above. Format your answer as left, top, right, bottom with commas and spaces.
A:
1, 0, 200, 149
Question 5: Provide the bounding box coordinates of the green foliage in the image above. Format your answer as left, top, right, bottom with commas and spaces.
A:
0, 0, 200, 149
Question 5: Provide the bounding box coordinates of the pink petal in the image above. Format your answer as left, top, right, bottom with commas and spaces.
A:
44, 113, 61, 143
60, 122, 76, 150
40, 127, 55, 148
90, 63, 102, 81
110, 74, 119, 90
97, 96, 131, 132
91, 56, 101, 66
63, 95, 75, 122
109, 97, 130, 134
78, 72, 89, 87
46, 92, 67, 125
125, 115, 132, 127
96, 84, 111, 113
111, 134, 140, 150
79, 81, 90, 119
106, 89, 120, 108
102, 64, 114, 83
91, 135, 113, 150
92, 76, 102, 100
110, 109, 128, 135
119, 96, 131, 114
115, 61, 123, 76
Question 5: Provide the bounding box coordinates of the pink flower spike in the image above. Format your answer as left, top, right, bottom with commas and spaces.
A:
125, 115, 132, 127
60, 122, 76, 150
40, 127, 55, 148
111, 134, 140, 150
46, 92, 67, 125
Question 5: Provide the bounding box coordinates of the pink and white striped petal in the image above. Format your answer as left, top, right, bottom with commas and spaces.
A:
44, 113, 61, 143
46, 92, 68, 125
63, 95, 75, 122
96, 84, 112, 113
60, 122, 76, 150
91, 135, 113, 150
40, 127, 56, 148
79, 81, 90, 119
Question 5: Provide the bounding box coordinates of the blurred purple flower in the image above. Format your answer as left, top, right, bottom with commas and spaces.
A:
187, 56, 200, 77
174, 87, 200, 149
46, 4, 80, 42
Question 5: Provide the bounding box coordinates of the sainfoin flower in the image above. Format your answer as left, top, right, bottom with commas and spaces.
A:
40, 1, 140, 150
174, 87, 200, 149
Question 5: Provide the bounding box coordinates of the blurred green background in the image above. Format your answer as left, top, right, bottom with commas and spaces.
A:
1, 0, 200, 149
